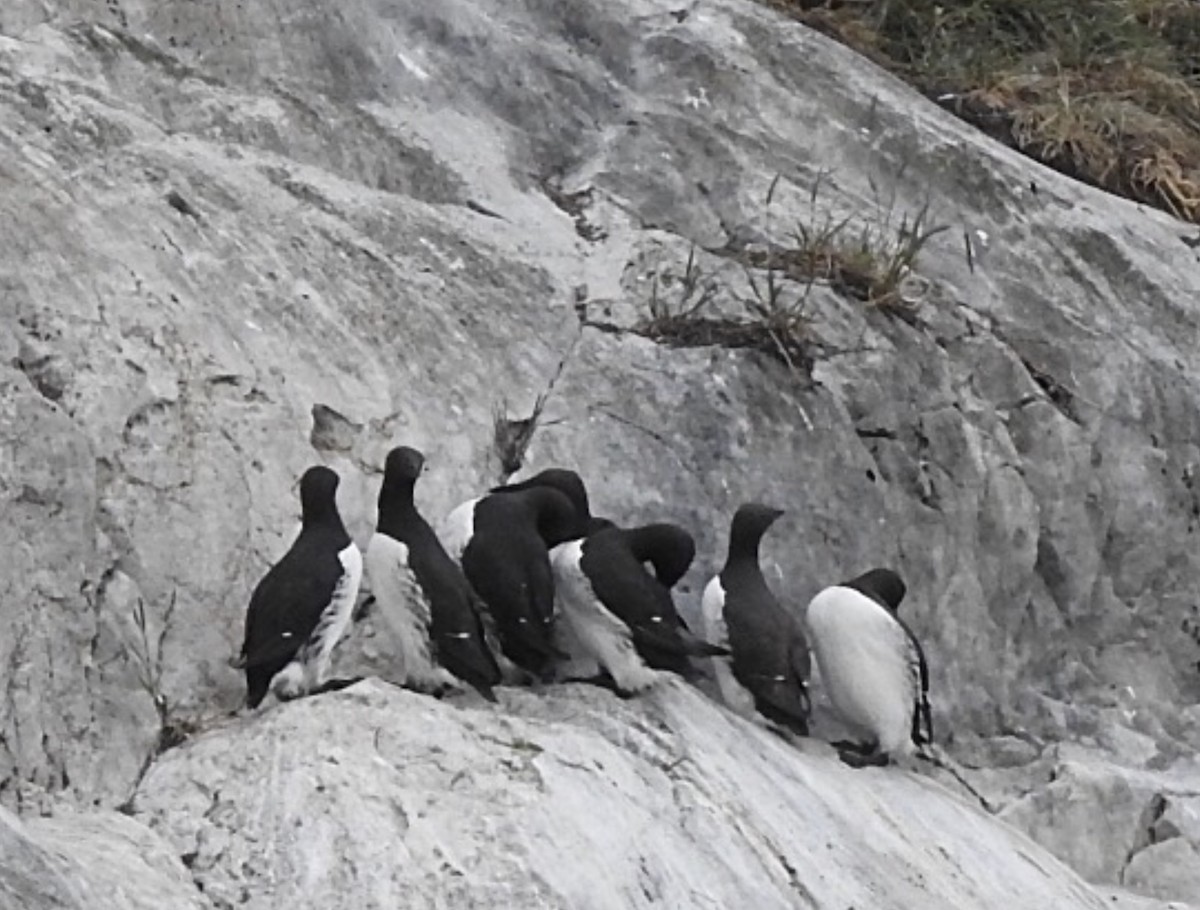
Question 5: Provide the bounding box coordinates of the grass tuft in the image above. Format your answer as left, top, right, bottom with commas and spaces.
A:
635, 176, 945, 373
771, 0, 1200, 223
637, 246, 815, 374
123, 590, 196, 755
126, 591, 173, 726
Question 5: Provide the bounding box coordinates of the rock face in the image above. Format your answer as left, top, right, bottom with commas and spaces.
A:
0, 804, 206, 910
130, 679, 1107, 910
1, 0, 1200, 905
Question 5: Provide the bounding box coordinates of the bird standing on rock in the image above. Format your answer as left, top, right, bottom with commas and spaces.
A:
442, 470, 585, 678
550, 522, 728, 695
490, 468, 610, 536
701, 503, 811, 736
365, 446, 501, 701
803, 567, 932, 766
236, 465, 363, 709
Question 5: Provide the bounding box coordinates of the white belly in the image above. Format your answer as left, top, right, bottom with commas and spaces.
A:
365, 532, 450, 690
550, 541, 659, 694
700, 576, 756, 717
804, 585, 913, 754
440, 498, 478, 564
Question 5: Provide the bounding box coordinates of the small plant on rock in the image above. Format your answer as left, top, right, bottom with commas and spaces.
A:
642, 244, 720, 333
724, 173, 947, 316
739, 259, 814, 375
635, 245, 816, 380
839, 198, 949, 312
490, 338, 575, 482
123, 589, 193, 754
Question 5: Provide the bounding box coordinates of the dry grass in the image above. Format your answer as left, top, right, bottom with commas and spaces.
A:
771, 0, 1200, 223
636, 177, 946, 371
638, 245, 814, 375
728, 174, 948, 314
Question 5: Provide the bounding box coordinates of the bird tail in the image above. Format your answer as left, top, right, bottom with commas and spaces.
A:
475, 683, 499, 703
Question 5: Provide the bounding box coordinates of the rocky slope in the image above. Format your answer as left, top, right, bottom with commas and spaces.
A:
1, 0, 1199, 906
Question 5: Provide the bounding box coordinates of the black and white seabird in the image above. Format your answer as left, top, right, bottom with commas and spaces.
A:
442, 480, 581, 678
629, 522, 695, 588
490, 467, 609, 536
804, 567, 932, 765
364, 446, 501, 700
550, 522, 728, 694
237, 465, 363, 709
701, 504, 811, 736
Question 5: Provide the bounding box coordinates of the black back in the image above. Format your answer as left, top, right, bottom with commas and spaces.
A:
579, 523, 726, 672
842, 567, 906, 614
461, 485, 577, 676
626, 523, 696, 588
490, 467, 594, 541
377, 447, 501, 699
840, 566, 931, 746
241, 466, 351, 708
719, 504, 810, 735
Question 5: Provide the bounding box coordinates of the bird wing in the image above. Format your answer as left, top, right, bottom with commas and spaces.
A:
461, 532, 559, 669
896, 614, 933, 745
422, 550, 503, 697
582, 535, 724, 658
721, 578, 810, 732
550, 542, 658, 692
787, 614, 812, 714
241, 541, 343, 669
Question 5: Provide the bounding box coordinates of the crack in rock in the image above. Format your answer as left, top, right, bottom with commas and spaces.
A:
1119, 792, 1177, 885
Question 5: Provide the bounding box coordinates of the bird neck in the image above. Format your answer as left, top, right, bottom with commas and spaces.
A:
376, 476, 418, 538
302, 500, 348, 541
626, 524, 693, 587
723, 534, 763, 572
529, 487, 583, 546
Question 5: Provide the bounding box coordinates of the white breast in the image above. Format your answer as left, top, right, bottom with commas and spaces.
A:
365, 532, 437, 686
549, 541, 659, 694
278, 541, 363, 698
700, 575, 756, 717
804, 585, 914, 754
327, 543, 364, 647
440, 498, 479, 564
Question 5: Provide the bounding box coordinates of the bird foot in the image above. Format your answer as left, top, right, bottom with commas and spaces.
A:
837, 746, 890, 768
831, 739, 877, 755
405, 672, 462, 699
564, 672, 636, 698
313, 676, 364, 696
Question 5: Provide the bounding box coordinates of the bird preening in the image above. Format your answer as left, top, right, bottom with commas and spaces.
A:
237, 449, 935, 768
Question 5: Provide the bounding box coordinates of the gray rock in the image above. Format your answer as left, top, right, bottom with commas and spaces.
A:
1124, 837, 1200, 904
130, 679, 1108, 910
0, 804, 208, 909
1094, 887, 1197, 910
0, 0, 1199, 903
1001, 757, 1200, 901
